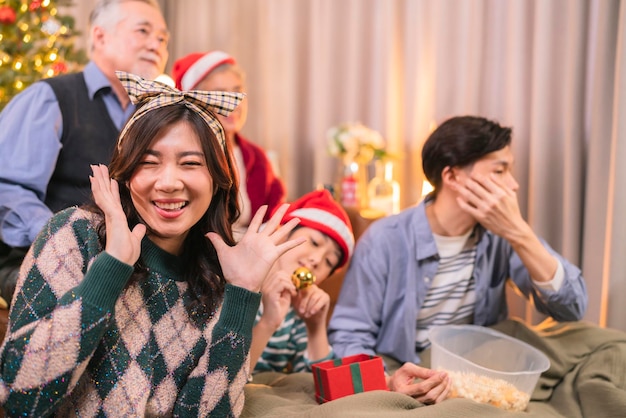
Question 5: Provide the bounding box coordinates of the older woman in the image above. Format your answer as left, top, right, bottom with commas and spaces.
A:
172, 51, 286, 240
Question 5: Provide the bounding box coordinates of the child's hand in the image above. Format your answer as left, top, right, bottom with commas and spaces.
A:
293, 285, 330, 329
259, 270, 297, 329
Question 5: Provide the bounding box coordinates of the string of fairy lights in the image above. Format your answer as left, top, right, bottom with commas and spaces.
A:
0, 0, 86, 109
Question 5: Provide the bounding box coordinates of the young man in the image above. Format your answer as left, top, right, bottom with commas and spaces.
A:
328, 115, 588, 404
0, 0, 169, 305
250, 190, 354, 373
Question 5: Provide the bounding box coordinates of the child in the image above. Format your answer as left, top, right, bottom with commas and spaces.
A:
249, 189, 354, 373
0, 71, 304, 417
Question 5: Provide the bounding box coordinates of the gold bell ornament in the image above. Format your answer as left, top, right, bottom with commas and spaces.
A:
291, 267, 316, 290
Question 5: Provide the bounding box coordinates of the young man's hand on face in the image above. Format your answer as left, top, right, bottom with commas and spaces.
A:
456, 172, 531, 241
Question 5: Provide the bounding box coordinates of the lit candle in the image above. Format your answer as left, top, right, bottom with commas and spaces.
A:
421, 179, 434, 197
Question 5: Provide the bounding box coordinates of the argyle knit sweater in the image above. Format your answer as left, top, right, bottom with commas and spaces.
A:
0, 207, 260, 417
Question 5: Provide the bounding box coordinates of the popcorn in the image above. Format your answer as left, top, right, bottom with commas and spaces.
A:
444, 370, 530, 412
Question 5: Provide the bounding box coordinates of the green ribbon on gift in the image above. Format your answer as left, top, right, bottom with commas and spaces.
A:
316, 356, 373, 402
315, 366, 326, 402
349, 363, 365, 393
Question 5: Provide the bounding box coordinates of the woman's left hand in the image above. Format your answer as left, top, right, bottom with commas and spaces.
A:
205, 204, 304, 292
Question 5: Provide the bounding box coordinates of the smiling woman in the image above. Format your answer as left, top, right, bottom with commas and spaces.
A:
0, 72, 306, 417
125, 115, 216, 255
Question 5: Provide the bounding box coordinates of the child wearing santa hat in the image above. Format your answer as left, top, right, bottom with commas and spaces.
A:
172, 51, 286, 240
249, 189, 355, 374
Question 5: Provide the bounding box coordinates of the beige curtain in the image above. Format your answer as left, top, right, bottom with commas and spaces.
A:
69, 0, 626, 331
582, 0, 626, 330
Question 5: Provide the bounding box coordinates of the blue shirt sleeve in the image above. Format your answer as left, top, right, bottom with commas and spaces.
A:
0, 82, 62, 247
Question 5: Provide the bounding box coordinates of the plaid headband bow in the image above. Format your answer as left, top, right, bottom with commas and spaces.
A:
115, 71, 245, 150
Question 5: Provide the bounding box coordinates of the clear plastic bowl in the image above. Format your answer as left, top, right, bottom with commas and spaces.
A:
428, 324, 550, 411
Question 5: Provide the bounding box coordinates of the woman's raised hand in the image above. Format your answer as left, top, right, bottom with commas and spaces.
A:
90, 164, 146, 265
206, 204, 305, 292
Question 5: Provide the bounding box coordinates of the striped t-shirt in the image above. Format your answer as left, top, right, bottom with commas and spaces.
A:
415, 228, 477, 351
253, 304, 334, 373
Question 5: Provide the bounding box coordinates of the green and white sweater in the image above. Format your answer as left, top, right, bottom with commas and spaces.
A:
0, 207, 260, 417
253, 306, 334, 374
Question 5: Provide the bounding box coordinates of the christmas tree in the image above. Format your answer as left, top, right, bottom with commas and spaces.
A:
0, 0, 87, 110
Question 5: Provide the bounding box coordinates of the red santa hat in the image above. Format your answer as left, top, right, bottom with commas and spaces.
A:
280, 190, 355, 269
171, 50, 236, 91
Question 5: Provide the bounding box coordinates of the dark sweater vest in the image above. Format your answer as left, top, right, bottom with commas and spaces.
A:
43, 73, 119, 212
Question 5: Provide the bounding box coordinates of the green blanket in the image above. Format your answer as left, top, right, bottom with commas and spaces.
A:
242, 319, 626, 418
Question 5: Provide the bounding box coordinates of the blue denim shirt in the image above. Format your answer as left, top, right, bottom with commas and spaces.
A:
0, 62, 135, 247
328, 198, 588, 365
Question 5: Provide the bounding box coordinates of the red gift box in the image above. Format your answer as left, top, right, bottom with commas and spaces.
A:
312, 354, 388, 403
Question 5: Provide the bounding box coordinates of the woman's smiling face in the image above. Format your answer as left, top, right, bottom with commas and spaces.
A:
129, 120, 214, 254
